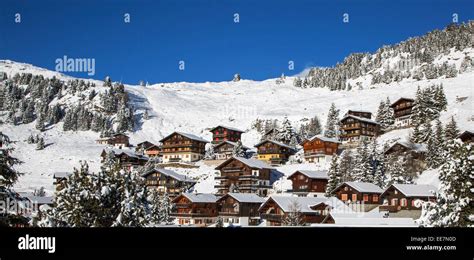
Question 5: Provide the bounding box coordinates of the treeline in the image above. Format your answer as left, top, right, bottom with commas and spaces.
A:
0, 73, 135, 136
293, 22, 474, 90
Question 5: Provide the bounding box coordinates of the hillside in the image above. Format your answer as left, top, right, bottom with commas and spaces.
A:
0, 25, 473, 196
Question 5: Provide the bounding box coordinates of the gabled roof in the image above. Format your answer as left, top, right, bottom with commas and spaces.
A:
287, 170, 329, 180
220, 193, 265, 203
384, 184, 437, 198
111, 133, 129, 138
213, 140, 249, 150
303, 135, 341, 145
137, 141, 154, 146
347, 110, 372, 114
24, 195, 54, 205
102, 148, 149, 160
159, 131, 209, 143
458, 130, 474, 139
53, 172, 72, 179
334, 182, 383, 194
340, 115, 379, 125
178, 193, 220, 203
145, 144, 161, 150
384, 141, 427, 154
260, 196, 352, 214
209, 125, 245, 133
141, 168, 196, 183
390, 97, 415, 108
215, 156, 274, 170
254, 139, 295, 150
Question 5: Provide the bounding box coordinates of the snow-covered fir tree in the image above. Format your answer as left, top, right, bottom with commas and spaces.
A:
36, 137, 45, 150
444, 116, 460, 141
351, 139, 371, 182
324, 103, 339, 138
282, 200, 304, 226
293, 77, 302, 88
325, 155, 341, 197
375, 97, 395, 131
385, 155, 414, 187
113, 172, 150, 227
276, 116, 299, 145
418, 140, 473, 227
232, 140, 247, 158
338, 150, 354, 182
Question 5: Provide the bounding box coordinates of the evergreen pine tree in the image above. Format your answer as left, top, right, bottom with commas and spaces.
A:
351, 139, 371, 182
444, 116, 460, 141
232, 140, 246, 158
325, 155, 341, 197
36, 137, 45, 150
324, 103, 339, 138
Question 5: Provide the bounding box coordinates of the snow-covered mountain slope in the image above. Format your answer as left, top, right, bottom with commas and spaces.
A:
1, 49, 473, 195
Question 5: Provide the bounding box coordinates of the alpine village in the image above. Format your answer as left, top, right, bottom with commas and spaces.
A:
0, 22, 473, 228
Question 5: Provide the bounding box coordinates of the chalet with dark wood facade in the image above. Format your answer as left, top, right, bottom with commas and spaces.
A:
302, 135, 341, 164
458, 130, 474, 143
258, 196, 346, 226
95, 133, 130, 148
213, 141, 249, 160
287, 170, 329, 196
333, 182, 383, 212
171, 193, 219, 226
160, 132, 208, 163
384, 141, 427, 171
390, 98, 415, 128
215, 156, 274, 196
210, 125, 244, 144
100, 149, 148, 171
216, 193, 265, 226
255, 140, 296, 165
141, 168, 196, 198
340, 111, 380, 144
53, 172, 72, 191
136, 141, 155, 152
380, 184, 436, 212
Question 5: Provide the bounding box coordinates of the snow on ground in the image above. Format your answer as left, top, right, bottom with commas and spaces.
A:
1, 57, 473, 195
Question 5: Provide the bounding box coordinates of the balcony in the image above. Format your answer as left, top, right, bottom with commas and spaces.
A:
238, 175, 258, 180
214, 184, 229, 189
171, 212, 215, 217
222, 168, 244, 173
214, 176, 229, 180
168, 157, 182, 162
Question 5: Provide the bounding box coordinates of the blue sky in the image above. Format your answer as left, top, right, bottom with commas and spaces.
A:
1, 0, 473, 84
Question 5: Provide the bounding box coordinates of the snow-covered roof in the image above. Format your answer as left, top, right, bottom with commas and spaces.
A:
389, 184, 437, 197
390, 97, 415, 108
216, 156, 274, 170
347, 110, 372, 114
24, 195, 54, 205
209, 125, 245, 133
53, 172, 72, 179
262, 196, 353, 214
103, 148, 148, 159
180, 193, 220, 203
385, 141, 427, 153
254, 139, 295, 150
160, 132, 208, 143
336, 182, 383, 193
142, 168, 196, 183
341, 115, 379, 125
224, 193, 265, 203
288, 170, 329, 180
307, 135, 341, 144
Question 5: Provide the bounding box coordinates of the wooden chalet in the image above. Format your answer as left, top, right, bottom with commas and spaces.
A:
216, 193, 265, 226
215, 156, 274, 196
95, 133, 130, 148
171, 193, 220, 226
333, 182, 383, 211
380, 184, 436, 212
160, 132, 208, 163
144, 144, 161, 157
258, 196, 345, 226
384, 141, 427, 171
254, 140, 296, 165
53, 172, 72, 191
458, 130, 474, 143
213, 141, 249, 160
100, 149, 148, 171
301, 135, 341, 164
339, 112, 380, 144
136, 141, 155, 152
390, 98, 415, 128
141, 168, 196, 198
287, 170, 329, 195
209, 125, 244, 144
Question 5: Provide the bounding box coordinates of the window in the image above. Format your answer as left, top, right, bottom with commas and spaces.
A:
400, 198, 407, 207
363, 194, 369, 202
351, 194, 357, 201
298, 175, 305, 180
341, 194, 348, 201
373, 194, 379, 202
391, 198, 398, 206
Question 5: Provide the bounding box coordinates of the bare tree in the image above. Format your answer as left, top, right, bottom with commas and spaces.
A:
283, 200, 304, 226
